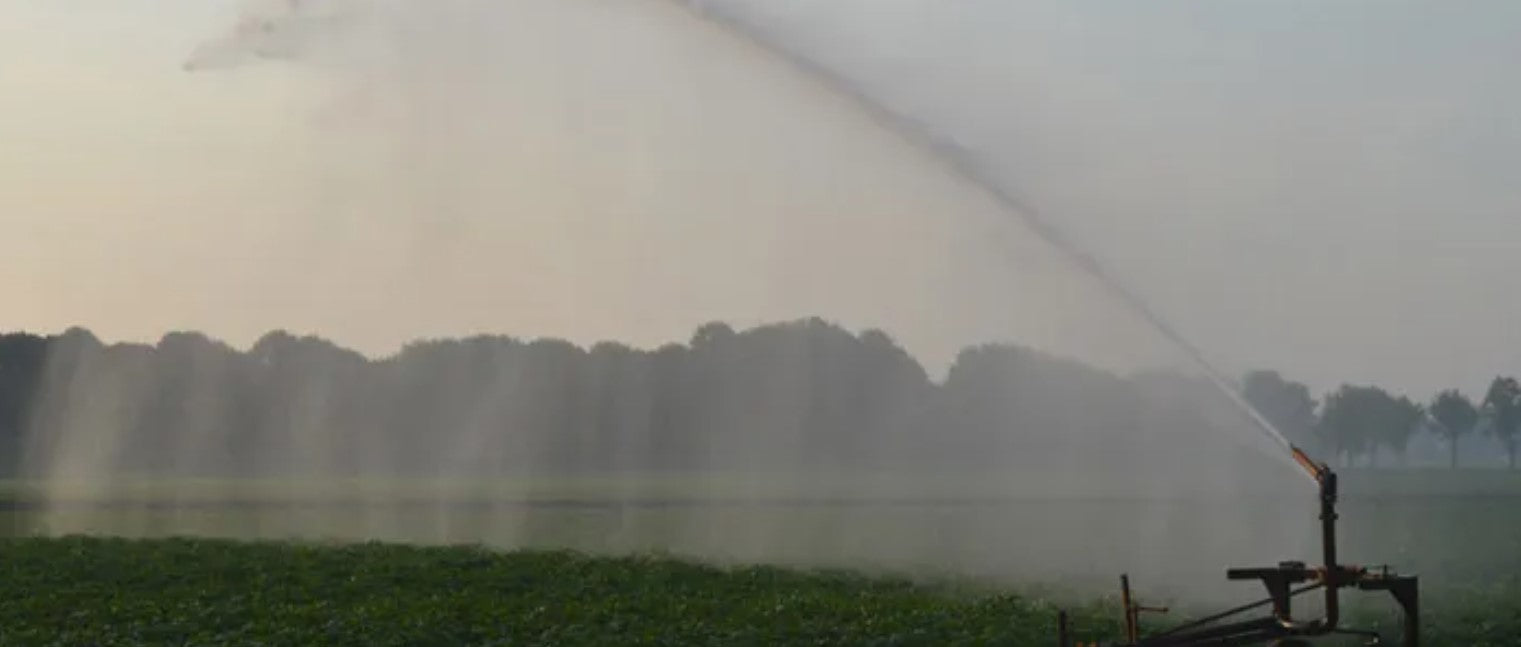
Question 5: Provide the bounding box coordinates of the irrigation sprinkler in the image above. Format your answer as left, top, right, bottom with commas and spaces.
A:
634, 8, 1422, 645
1058, 446, 1420, 647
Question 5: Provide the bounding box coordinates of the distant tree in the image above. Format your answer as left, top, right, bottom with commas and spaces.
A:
1378, 395, 1425, 466
689, 321, 736, 349
1241, 370, 1320, 452
1429, 390, 1479, 469
1319, 386, 1377, 466
0, 333, 51, 476
18, 320, 1441, 484
1482, 377, 1521, 469
1319, 385, 1420, 467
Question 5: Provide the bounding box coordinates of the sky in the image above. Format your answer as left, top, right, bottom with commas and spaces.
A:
1, 0, 1517, 398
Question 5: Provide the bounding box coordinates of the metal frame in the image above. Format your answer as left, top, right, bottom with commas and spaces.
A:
1057, 447, 1419, 647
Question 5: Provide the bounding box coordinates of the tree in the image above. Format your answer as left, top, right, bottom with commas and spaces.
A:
1377, 395, 1425, 466
689, 321, 736, 349
1241, 370, 1320, 453
1429, 390, 1479, 469
0, 333, 51, 476
1319, 385, 1419, 467
1482, 377, 1521, 469
1319, 386, 1379, 466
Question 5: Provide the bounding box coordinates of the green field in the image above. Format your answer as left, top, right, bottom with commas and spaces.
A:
3, 471, 1521, 645
0, 537, 1121, 646
0, 537, 1516, 646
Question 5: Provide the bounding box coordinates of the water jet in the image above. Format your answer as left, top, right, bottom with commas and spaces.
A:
658, 8, 1425, 641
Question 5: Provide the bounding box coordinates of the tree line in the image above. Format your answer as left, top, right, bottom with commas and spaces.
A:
0, 321, 1516, 479
1241, 371, 1521, 469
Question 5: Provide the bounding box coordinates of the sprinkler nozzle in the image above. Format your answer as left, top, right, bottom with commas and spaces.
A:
1290, 445, 1328, 483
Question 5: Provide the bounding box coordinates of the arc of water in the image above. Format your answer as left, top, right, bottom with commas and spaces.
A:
669, 0, 1304, 473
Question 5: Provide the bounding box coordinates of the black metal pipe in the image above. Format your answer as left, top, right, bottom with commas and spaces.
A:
1404, 585, 1419, 647
1135, 617, 1283, 647
1122, 575, 1138, 642
1146, 583, 1325, 640
1318, 469, 1340, 633
1275, 449, 1342, 637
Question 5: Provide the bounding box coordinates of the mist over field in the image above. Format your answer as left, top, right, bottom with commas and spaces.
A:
2, 0, 1519, 618
2, 321, 1311, 598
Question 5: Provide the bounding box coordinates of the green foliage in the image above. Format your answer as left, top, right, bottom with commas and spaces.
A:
2, 536, 1517, 646
0, 537, 1115, 647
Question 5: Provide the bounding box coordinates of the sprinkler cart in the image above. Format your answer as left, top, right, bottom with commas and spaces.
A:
1058, 446, 1419, 647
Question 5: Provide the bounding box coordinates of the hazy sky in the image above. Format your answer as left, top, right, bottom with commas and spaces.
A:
2, 0, 1517, 397
705, 0, 1521, 396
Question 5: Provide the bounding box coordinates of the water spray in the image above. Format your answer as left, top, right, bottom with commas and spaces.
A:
185, 0, 1302, 462
665, 4, 1421, 643
178, 4, 1422, 641
188, 0, 1304, 467
667, 0, 1300, 469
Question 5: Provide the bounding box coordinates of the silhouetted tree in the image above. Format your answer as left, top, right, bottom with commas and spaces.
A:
1241, 370, 1320, 453
1319, 385, 1401, 467
0, 333, 50, 476
1377, 395, 1425, 466
1482, 377, 1521, 469
690, 321, 736, 350
1318, 385, 1425, 467
1430, 390, 1480, 469
2, 321, 1458, 482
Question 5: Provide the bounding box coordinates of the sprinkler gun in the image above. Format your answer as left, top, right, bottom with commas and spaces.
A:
1057, 445, 1420, 647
